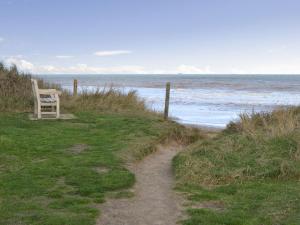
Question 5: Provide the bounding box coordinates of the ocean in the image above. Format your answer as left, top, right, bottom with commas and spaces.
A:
38, 74, 300, 128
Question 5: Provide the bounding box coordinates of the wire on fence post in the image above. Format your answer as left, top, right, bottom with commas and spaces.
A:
73, 79, 78, 96
164, 82, 171, 120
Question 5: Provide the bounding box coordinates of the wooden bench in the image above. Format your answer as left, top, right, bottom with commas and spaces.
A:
31, 79, 62, 119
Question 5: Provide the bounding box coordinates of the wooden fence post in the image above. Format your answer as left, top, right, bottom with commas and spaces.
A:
164, 82, 171, 120
73, 79, 78, 96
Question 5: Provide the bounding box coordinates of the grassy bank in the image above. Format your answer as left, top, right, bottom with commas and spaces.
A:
0, 63, 200, 224
0, 113, 189, 225
174, 107, 300, 225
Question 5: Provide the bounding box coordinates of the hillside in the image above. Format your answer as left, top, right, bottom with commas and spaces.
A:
174, 107, 300, 224
0, 63, 200, 224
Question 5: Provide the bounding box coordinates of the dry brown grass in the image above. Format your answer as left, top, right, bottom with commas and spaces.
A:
0, 63, 32, 112
174, 106, 300, 187
61, 88, 150, 114
227, 107, 300, 138
0, 63, 61, 112
0, 62, 151, 114
174, 109, 300, 225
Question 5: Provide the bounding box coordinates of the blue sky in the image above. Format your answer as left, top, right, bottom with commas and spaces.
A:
0, 0, 300, 74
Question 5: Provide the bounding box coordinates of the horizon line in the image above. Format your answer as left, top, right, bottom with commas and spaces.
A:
34, 73, 300, 76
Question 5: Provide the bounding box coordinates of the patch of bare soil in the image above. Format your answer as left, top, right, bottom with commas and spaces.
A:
94, 167, 110, 174
68, 144, 89, 154
97, 144, 185, 225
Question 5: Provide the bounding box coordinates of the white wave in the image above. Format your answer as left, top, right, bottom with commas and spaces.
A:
49, 76, 300, 128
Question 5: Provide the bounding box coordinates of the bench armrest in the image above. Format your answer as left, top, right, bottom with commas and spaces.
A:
39, 89, 62, 95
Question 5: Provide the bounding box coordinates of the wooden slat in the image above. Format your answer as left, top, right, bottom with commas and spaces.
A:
39, 89, 62, 95
40, 98, 56, 103
41, 112, 57, 115
41, 103, 57, 106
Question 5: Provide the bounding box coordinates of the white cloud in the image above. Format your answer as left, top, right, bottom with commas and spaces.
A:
42, 64, 145, 74
0, 37, 4, 43
251, 63, 300, 74
176, 64, 212, 74
94, 50, 132, 57
4, 57, 34, 71
55, 55, 74, 59
2, 58, 215, 74
230, 62, 300, 74
3, 57, 145, 74
5, 56, 299, 75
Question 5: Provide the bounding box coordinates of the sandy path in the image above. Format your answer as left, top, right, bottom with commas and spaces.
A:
97, 144, 184, 225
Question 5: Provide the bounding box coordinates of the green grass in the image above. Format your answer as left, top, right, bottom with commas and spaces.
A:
0, 112, 189, 225
174, 107, 300, 225
178, 181, 300, 225
0, 63, 201, 224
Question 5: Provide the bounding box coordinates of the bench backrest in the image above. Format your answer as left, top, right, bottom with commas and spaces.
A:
31, 79, 40, 101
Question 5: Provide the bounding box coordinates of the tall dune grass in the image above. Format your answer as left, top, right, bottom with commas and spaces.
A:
174, 107, 300, 225
174, 106, 300, 186
61, 87, 149, 114
226, 107, 300, 138
0, 63, 32, 112
0, 62, 150, 114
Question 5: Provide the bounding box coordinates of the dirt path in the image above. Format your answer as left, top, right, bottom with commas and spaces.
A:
97, 144, 184, 225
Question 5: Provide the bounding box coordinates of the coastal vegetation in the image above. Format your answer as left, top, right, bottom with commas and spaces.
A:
1, 63, 300, 224
0, 62, 148, 114
0, 63, 199, 224
174, 107, 300, 224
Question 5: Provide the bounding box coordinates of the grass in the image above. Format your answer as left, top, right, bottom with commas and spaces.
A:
0, 63, 61, 112
0, 63, 201, 224
174, 107, 300, 225
0, 63, 33, 112
62, 88, 149, 114
0, 62, 151, 114
6, 62, 299, 224
0, 112, 195, 225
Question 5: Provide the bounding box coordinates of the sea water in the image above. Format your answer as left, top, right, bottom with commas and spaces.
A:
38, 74, 300, 128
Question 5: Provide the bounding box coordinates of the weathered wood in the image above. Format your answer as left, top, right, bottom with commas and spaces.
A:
164, 82, 171, 120
31, 79, 61, 119
56, 93, 60, 119
73, 79, 78, 96
31, 79, 40, 118
41, 112, 58, 115
39, 89, 62, 95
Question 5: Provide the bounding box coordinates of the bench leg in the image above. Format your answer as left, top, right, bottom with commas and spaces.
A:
37, 103, 41, 119
56, 96, 60, 119
34, 100, 37, 116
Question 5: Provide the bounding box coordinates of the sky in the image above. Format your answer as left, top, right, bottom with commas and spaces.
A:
0, 0, 300, 74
